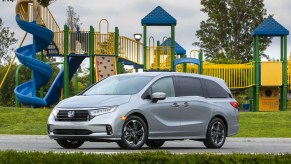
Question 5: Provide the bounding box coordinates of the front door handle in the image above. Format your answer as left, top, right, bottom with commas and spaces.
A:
183, 102, 189, 107
172, 102, 179, 108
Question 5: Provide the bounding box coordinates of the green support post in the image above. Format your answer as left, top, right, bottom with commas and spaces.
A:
171, 25, 175, 72
115, 27, 120, 74
157, 41, 160, 69
15, 64, 23, 107
39, 51, 44, 98
282, 36, 288, 111
254, 35, 260, 112
89, 26, 95, 84
198, 51, 203, 74
143, 25, 147, 71
63, 25, 69, 99
182, 55, 187, 73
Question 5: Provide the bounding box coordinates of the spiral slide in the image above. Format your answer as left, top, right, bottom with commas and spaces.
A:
14, 15, 54, 106
15, 15, 86, 106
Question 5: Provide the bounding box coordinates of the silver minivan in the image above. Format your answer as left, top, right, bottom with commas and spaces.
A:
48, 72, 239, 149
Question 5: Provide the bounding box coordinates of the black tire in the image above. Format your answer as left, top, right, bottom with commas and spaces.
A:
117, 116, 148, 149
203, 117, 226, 149
56, 139, 84, 149
145, 140, 165, 148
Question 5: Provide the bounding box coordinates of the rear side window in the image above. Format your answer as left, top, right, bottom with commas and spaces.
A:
174, 77, 203, 97
203, 79, 230, 98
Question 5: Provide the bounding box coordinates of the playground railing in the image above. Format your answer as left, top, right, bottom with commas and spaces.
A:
68, 31, 90, 55
39, 6, 61, 32
203, 62, 254, 89
146, 46, 171, 71
53, 31, 64, 54
94, 32, 115, 55
119, 36, 143, 65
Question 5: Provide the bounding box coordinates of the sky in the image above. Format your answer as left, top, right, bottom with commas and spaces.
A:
1, 0, 291, 63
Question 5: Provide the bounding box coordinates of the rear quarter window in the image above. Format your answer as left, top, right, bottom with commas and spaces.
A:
203, 79, 231, 98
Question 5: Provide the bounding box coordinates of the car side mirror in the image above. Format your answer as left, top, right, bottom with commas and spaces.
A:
152, 92, 166, 103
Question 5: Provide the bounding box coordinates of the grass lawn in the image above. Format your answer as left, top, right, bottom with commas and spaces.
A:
0, 107, 51, 135
0, 106, 290, 137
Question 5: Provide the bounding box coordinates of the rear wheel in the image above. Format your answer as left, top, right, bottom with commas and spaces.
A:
203, 117, 226, 149
56, 139, 84, 149
117, 116, 148, 149
145, 140, 165, 148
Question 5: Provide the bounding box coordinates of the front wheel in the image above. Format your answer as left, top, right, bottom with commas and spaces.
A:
203, 117, 226, 149
56, 139, 84, 149
117, 116, 148, 149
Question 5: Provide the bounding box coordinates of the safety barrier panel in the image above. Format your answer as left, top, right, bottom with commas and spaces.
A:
94, 32, 115, 55
203, 62, 254, 89
119, 36, 143, 65
68, 31, 90, 54
146, 46, 171, 70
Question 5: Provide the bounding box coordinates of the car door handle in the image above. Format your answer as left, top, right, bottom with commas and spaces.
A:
183, 102, 189, 108
172, 102, 179, 108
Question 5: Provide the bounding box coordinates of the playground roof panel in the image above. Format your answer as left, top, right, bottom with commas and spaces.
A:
141, 6, 177, 26
161, 38, 186, 55
253, 16, 289, 36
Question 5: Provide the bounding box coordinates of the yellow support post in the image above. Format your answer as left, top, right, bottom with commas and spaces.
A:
0, 33, 28, 90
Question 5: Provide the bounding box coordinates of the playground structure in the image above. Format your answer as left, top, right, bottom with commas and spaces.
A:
0, 0, 290, 111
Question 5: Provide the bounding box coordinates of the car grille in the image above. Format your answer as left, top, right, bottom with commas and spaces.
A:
56, 110, 89, 121
53, 129, 92, 135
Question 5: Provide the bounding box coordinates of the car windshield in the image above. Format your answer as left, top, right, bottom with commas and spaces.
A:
82, 76, 153, 95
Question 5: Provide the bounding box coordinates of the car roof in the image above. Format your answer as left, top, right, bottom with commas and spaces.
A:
116, 72, 224, 82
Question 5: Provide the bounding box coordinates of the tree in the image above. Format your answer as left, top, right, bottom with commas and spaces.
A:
65, 6, 82, 31
0, 18, 17, 65
2, 0, 55, 7
194, 0, 271, 63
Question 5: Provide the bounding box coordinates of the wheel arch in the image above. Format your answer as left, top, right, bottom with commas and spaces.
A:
127, 112, 149, 131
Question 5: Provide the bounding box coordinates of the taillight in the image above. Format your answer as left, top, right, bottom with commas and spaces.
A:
230, 102, 239, 109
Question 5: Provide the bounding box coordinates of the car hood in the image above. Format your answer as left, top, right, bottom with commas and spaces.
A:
57, 95, 132, 108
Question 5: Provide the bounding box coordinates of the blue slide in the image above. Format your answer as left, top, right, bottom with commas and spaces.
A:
15, 15, 85, 106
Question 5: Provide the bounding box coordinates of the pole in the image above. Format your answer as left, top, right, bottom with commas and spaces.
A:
282, 36, 288, 111
171, 25, 175, 72
157, 41, 160, 69
143, 25, 147, 72
63, 25, 69, 98
39, 51, 44, 98
114, 27, 120, 74
182, 55, 187, 73
89, 26, 95, 84
198, 51, 203, 74
254, 35, 260, 112
15, 64, 23, 107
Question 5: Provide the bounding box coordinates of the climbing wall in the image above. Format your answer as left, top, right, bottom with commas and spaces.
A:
96, 56, 116, 81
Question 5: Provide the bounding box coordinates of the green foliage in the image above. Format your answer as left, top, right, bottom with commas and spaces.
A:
0, 151, 291, 163
0, 17, 17, 65
195, 0, 271, 63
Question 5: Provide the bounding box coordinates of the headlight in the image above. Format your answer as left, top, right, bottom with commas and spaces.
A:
89, 106, 117, 117
52, 107, 59, 118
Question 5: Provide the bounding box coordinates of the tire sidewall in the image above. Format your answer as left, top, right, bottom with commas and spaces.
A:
206, 117, 226, 148
120, 116, 148, 149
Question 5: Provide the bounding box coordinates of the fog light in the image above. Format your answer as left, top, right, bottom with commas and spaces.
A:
106, 125, 113, 135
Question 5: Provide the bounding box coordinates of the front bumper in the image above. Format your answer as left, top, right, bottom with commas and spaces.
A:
47, 113, 123, 141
